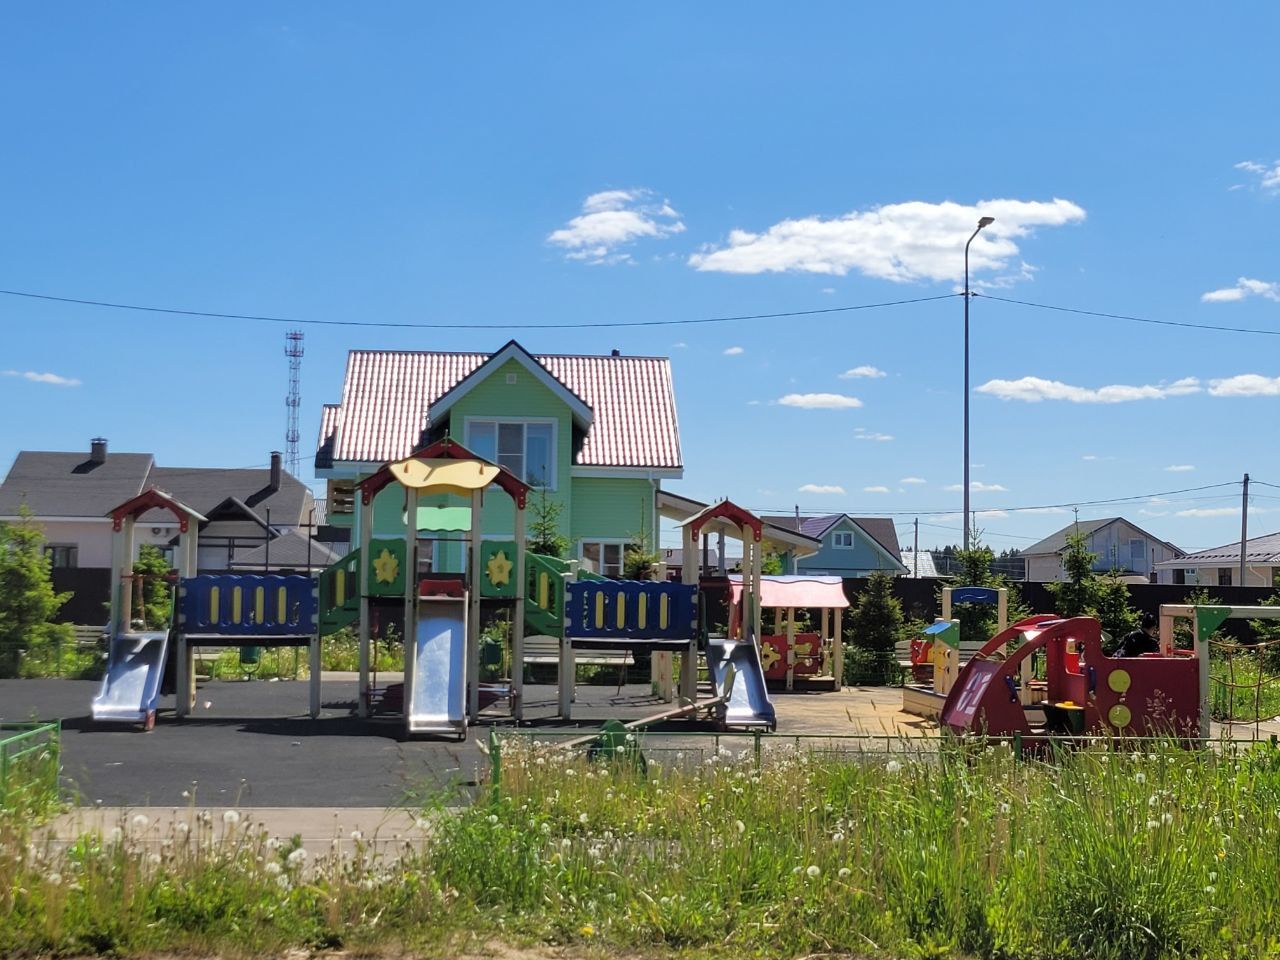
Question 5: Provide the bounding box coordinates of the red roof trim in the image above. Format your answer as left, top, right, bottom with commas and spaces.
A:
109, 487, 205, 533
687, 499, 763, 542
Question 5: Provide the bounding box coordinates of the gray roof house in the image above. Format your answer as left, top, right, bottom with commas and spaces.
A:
761, 513, 908, 577
0, 439, 315, 574
1021, 517, 1182, 584
1154, 531, 1280, 588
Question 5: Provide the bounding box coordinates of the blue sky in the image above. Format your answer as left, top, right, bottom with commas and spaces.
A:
2, 3, 1279, 554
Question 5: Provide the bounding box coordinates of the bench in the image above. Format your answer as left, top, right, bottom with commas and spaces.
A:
522, 634, 634, 693
72, 624, 107, 648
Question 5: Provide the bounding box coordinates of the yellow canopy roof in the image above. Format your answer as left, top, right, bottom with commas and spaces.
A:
387, 458, 501, 496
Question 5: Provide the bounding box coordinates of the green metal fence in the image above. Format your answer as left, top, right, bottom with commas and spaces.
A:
0, 721, 62, 812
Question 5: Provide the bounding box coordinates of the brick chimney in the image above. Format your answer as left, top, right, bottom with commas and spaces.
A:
90, 437, 108, 465
269, 451, 282, 491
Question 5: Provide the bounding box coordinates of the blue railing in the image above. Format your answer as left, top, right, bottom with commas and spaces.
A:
565, 580, 697, 641
178, 574, 317, 636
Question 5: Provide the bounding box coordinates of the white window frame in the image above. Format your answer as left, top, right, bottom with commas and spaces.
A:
831, 531, 854, 549
578, 539, 628, 578
463, 417, 558, 490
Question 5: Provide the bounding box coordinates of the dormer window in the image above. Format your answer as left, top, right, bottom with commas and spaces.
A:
832, 531, 854, 549
465, 419, 556, 489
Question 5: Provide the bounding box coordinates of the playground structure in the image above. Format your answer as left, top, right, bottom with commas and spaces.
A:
93, 488, 321, 729
722, 575, 847, 692
940, 603, 1280, 743
90, 438, 784, 738
901, 586, 1009, 719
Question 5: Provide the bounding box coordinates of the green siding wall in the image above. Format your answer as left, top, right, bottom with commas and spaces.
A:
448, 357, 573, 538
570, 477, 654, 545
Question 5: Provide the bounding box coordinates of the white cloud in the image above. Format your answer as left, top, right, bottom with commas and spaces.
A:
975, 510, 1010, 520
863, 485, 890, 494
944, 481, 1008, 493
1139, 509, 1169, 517
1164, 464, 1195, 473
1201, 277, 1280, 303
839, 365, 887, 380
977, 375, 1201, 404
799, 483, 846, 495
854, 431, 894, 441
1017, 507, 1068, 515
1082, 454, 1098, 461
900, 476, 927, 485
1208, 374, 1280, 397
547, 188, 685, 264
688, 197, 1085, 283
1176, 507, 1238, 518
1235, 160, 1280, 191
821, 287, 836, 294
672, 341, 688, 349
723, 346, 745, 356
777, 392, 863, 409
2, 369, 81, 387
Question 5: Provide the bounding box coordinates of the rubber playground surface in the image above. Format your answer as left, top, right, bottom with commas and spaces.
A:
1, 676, 928, 807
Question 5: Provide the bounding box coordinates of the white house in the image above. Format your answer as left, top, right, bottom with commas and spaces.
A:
1021, 517, 1182, 584
1155, 531, 1280, 587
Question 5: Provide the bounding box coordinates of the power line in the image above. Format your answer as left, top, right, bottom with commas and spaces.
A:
742, 480, 1243, 518
977, 294, 1280, 338
0, 287, 958, 330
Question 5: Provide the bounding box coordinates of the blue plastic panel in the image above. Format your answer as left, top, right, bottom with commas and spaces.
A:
565, 580, 697, 641
179, 575, 317, 636
950, 586, 999, 606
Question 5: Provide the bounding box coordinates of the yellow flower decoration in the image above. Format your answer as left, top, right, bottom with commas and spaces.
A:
486, 549, 513, 587
372, 547, 400, 585
760, 642, 782, 671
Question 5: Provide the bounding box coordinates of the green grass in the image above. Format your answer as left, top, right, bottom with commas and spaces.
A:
209, 633, 405, 680
5, 739, 1280, 958
1210, 653, 1280, 723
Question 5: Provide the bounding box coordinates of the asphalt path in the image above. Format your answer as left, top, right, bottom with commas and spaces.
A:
1, 678, 485, 807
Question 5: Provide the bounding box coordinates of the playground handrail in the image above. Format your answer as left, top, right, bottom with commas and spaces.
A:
318, 548, 362, 635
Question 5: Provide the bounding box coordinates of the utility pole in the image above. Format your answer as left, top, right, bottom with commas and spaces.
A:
1240, 473, 1250, 586
913, 517, 919, 577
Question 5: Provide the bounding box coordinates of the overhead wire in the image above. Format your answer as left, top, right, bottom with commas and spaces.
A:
976, 293, 1280, 338
0, 287, 959, 330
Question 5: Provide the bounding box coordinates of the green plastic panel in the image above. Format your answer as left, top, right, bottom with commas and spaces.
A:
480, 540, 519, 598
366, 538, 407, 597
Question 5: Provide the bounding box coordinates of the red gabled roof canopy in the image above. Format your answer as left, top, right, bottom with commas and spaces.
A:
109, 487, 207, 533
358, 437, 531, 508
682, 498, 763, 542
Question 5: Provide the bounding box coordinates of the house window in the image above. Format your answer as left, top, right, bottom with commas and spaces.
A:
44, 545, 77, 569
1173, 568, 1186, 586
1130, 538, 1146, 569
466, 419, 555, 488
580, 540, 625, 577
832, 531, 854, 549
1218, 568, 1233, 587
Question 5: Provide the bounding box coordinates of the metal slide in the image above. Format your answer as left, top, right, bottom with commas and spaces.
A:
707, 635, 777, 730
405, 598, 468, 738
92, 631, 171, 729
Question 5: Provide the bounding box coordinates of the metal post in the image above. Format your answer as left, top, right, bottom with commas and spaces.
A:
1240, 473, 1250, 586
962, 217, 993, 551
913, 517, 919, 577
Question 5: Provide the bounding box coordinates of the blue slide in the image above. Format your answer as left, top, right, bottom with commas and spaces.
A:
706, 635, 776, 730
92, 631, 170, 729
405, 598, 468, 739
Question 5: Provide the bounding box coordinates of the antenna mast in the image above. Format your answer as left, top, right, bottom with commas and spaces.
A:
285, 330, 304, 476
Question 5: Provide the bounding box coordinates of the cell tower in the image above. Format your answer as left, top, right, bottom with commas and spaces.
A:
284, 330, 304, 476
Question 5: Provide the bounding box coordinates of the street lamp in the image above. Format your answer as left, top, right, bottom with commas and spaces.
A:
963, 215, 995, 552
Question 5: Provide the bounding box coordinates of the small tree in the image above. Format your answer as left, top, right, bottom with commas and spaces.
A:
0, 508, 74, 678
1050, 531, 1097, 618
850, 572, 904, 655
761, 550, 783, 575
526, 490, 569, 559
132, 544, 174, 630
623, 529, 660, 580
1092, 572, 1139, 643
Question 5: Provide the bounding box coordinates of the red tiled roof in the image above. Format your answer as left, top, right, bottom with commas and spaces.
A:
322, 348, 682, 469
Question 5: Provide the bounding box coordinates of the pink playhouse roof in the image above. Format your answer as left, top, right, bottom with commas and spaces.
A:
729, 575, 849, 609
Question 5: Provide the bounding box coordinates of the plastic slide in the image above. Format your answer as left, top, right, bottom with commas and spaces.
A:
706, 636, 777, 730
92, 631, 171, 729
406, 598, 468, 738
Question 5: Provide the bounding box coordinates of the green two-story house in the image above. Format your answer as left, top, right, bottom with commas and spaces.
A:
314, 340, 682, 573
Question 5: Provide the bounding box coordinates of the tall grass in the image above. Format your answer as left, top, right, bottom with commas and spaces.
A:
4, 740, 1280, 958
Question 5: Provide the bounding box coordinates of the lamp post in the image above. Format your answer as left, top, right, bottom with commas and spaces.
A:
963, 215, 995, 552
